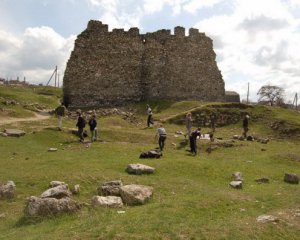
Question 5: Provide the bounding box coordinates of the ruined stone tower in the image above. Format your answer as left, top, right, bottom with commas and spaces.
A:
63, 20, 225, 107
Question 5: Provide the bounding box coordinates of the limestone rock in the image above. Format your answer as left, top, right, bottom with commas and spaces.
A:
120, 184, 153, 205
92, 196, 123, 208
4, 129, 26, 137
126, 164, 155, 175
256, 215, 279, 223
0, 132, 8, 137
41, 185, 72, 199
255, 178, 270, 183
233, 135, 239, 139
72, 184, 80, 194
24, 196, 81, 217
246, 135, 254, 141
49, 181, 66, 188
0, 181, 16, 199
257, 138, 269, 144
232, 172, 243, 182
98, 180, 123, 196
284, 173, 299, 184
229, 181, 243, 189
48, 148, 58, 152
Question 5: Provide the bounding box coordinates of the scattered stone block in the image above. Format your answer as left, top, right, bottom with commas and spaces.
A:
92, 196, 123, 208
232, 172, 243, 181
0, 181, 16, 199
49, 181, 66, 188
255, 178, 270, 183
98, 180, 123, 196
0, 132, 8, 137
257, 138, 269, 144
4, 129, 26, 137
71, 184, 80, 194
24, 196, 81, 217
256, 214, 279, 223
284, 173, 299, 184
41, 185, 72, 199
120, 184, 153, 206
126, 164, 155, 175
229, 181, 243, 189
175, 131, 184, 135
48, 148, 58, 152
233, 135, 239, 139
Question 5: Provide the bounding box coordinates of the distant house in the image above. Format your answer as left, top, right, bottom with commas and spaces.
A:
225, 91, 240, 103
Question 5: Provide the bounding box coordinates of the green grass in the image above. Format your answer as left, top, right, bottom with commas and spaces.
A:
0, 86, 300, 239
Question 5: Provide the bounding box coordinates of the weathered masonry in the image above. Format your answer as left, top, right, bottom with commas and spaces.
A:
63, 20, 225, 107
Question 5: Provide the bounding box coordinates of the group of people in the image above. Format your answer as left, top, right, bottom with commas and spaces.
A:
55, 103, 98, 143
56, 102, 250, 154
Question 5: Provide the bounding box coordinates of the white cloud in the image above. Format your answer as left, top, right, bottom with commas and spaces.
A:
183, 0, 223, 14
0, 27, 75, 85
194, 0, 300, 101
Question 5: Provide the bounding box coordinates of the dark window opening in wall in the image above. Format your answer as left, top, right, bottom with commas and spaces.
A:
142, 39, 146, 44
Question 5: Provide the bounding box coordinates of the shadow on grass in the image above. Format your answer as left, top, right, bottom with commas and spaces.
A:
15, 216, 45, 227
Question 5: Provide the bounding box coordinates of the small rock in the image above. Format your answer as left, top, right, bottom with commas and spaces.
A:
0, 132, 8, 137
4, 129, 26, 137
171, 142, 177, 147
229, 181, 243, 189
255, 178, 270, 183
92, 196, 123, 208
41, 185, 72, 199
120, 184, 153, 206
256, 214, 279, 223
0, 213, 6, 218
24, 196, 81, 217
206, 146, 218, 153
175, 131, 184, 135
247, 135, 254, 141
48, 148, 58, 152
0, 180, 16, 199
49, 181, 66, 188
261, 148, 266, 151
98, 180, 123, 196
257, 138, 269, 144
126, 164, 155, 175
71, 184, 80, 194
232, 172, 243, 181
233, 135, 239, 139
284, 173, 299, 184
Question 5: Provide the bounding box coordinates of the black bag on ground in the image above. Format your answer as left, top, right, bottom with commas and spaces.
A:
139, 150, 162, 159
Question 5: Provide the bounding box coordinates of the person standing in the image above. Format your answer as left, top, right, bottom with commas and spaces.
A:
156, 124, 167, 151
185, 112, 193, 138
147, 104, 154, 128
88, 114, 97, 142
190, 127, 201, 155
55, 102, 67, 130
210, 111, 217, 132
242, 114, 250, 138
76, 110, 86, 143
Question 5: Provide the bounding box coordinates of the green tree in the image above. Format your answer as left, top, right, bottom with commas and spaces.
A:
257, 85, 285, 106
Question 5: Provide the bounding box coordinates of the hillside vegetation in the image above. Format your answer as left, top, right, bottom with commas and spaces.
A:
0, 85, 299, 240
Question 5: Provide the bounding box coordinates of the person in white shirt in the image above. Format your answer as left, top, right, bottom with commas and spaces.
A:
156, 124, 167, 151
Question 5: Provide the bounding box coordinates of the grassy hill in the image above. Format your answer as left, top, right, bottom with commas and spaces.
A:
0, 85, 299, 240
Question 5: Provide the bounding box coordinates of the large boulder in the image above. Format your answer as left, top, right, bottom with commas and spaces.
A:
92, 196, 123, 208
126, 164, 155, 175
98, 180, 123, 196
24, 196, 81, 217
284, 173, 299, 184
41, 185, 72, 199
4, 129, 26, 137
120, 184, 153, 206
0, 181, 16, 199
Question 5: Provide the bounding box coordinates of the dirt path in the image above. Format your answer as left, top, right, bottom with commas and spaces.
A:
0, 112, 51, 125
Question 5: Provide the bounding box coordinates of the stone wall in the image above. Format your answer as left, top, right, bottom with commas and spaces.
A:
63, 20, 225, 107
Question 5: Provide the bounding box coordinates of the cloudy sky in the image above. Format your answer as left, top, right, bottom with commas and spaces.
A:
0, 0, 299, 101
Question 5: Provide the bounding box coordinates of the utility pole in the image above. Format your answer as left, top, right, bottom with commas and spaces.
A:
58, 74, 60, 88
54, 66, 57, 87
46, 66, 58, 86
246, 82, 249, 104
292, 93, 298, 110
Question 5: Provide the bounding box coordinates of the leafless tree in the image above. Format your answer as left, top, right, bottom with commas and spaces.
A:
257, 85, 285, 106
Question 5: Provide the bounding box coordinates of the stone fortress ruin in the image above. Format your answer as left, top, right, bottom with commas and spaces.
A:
63, 20, 225, 107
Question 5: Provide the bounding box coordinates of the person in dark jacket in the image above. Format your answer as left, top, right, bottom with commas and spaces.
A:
190, 127, 201, 155
55, 102, 67, 130
242, 114, 250, 138
76, 110, 86, 142
88, 114, 97, 142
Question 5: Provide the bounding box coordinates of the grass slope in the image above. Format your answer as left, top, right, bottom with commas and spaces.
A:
0, 86, 300, 240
